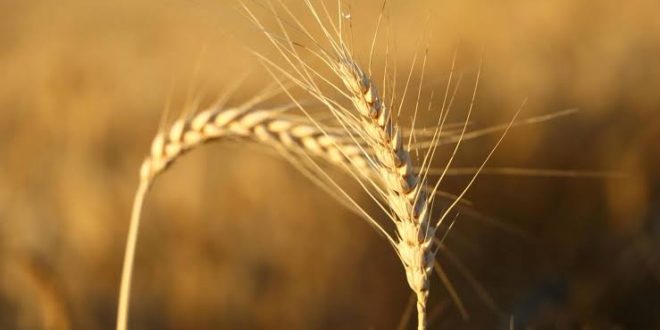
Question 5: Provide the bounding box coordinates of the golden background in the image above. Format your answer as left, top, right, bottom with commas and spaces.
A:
1, 0, 659, 328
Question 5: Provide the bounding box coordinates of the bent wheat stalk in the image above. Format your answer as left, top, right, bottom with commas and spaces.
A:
116, 102, 374, 330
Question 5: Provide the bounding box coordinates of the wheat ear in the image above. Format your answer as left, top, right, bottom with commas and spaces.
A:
242, 2, 434, 327
334, 57, 435, 330
117, 103, 372, 330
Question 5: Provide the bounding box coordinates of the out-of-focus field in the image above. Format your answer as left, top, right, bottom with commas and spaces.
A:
1, 0, 659, 329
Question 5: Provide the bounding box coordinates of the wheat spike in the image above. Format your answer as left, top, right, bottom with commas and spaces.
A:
141, 105, 371, 181
335, 57, 435, 330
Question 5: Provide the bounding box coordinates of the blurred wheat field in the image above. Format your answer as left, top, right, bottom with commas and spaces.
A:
1, 0, 659, 329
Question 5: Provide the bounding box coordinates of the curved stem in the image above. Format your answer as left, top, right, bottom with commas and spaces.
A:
117, 178, 150, 330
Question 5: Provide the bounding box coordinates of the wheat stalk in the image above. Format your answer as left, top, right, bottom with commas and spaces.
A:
241, 1, 532, 327
243, 2, 437, 327
334, 56, 435, 329
116, 101, 378, 330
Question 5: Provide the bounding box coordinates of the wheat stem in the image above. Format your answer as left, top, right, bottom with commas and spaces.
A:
116, 104, 379, 330
117, 178, 149, 330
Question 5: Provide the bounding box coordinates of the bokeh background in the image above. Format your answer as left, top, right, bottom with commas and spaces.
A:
1, 0, 659, 329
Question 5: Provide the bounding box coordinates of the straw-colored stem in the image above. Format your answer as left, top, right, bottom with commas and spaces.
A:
115, 106, 375, 330
416, 294, 427, 330
117, 178, 150, 330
